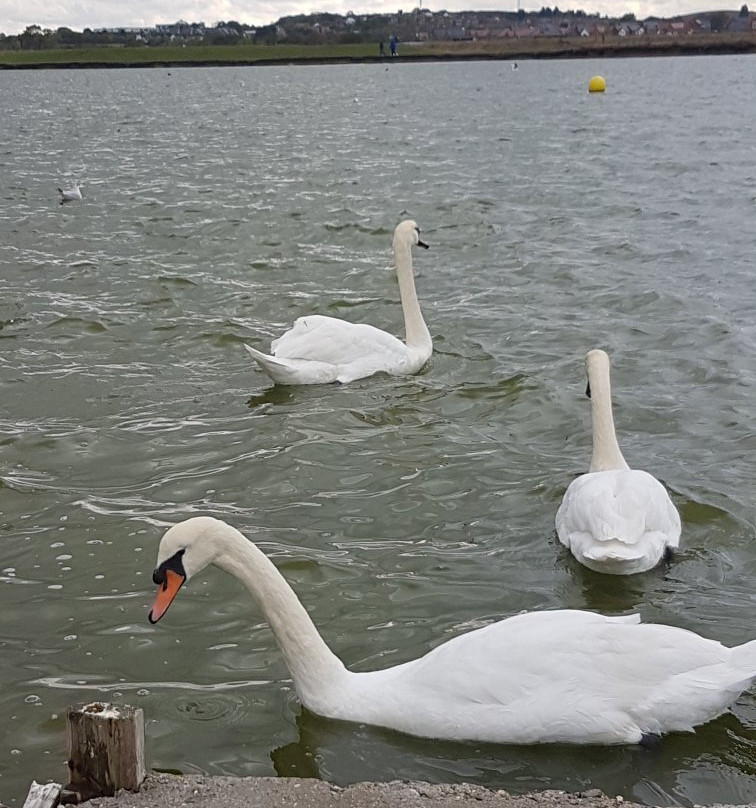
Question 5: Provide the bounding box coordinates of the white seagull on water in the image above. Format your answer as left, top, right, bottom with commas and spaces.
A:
58, 184, 82, 203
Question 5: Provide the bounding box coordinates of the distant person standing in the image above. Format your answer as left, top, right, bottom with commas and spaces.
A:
389, 34, 398, 56
379, 40, 385, 56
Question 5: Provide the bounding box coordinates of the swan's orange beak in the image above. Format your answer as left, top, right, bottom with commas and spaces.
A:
148, 569, 185, 624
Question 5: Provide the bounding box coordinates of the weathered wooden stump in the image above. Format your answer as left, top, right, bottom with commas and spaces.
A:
22, 781, 61, 808
65, 702, 145, 802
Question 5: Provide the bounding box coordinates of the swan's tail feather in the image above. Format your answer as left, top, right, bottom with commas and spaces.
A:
244, 344, 294, 381
244, 344, 275, 364
243, 344, 337, 385
584, 545, 645, 562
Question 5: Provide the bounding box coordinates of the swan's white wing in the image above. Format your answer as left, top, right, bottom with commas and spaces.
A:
246, 315, 413, 385
272, 315, 408, 367
556, 469, 681, 573
397, 610, 654, 702
362, 610, 746, 744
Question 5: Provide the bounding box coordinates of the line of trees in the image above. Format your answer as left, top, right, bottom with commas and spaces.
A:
0, 22, 267, 50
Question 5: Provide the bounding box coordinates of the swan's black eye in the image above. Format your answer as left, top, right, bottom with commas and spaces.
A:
152, 549, 186, 586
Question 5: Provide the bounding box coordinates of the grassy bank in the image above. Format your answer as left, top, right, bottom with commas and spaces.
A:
0, 42, 379, 67
1, 33, 755, 68
420, 31, 756, 58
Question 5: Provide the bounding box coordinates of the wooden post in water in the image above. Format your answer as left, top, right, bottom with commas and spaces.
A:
65, 702, 145, 802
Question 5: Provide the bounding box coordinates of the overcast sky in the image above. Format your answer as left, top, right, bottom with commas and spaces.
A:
0, 0, 732, 35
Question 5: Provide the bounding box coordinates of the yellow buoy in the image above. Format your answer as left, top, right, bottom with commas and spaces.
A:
588, 75, 606, 93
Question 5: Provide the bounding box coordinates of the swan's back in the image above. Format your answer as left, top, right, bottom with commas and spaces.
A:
272, 315, 407, 364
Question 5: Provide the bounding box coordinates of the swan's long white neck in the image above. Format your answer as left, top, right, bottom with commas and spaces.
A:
211, 524, 349, 709
393, 234, 431, 356
587, 357, 629, 473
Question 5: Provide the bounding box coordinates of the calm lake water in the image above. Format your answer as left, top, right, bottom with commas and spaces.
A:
1, 55, 755, 806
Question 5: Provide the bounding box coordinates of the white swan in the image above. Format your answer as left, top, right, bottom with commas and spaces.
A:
243, 220, 431, 385
58, 184, 82, 203
555, 349, 681, 575
148, 517, 756, 745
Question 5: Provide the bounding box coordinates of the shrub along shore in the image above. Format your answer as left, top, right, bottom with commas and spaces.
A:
1, 33, 755, 68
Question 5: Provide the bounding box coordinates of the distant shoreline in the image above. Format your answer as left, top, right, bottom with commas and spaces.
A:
2, 35, 755, 69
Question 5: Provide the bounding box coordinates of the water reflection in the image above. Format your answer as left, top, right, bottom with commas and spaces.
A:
247, 385, 299, 409
566, 552, 675, 615
271, 709, 756, 805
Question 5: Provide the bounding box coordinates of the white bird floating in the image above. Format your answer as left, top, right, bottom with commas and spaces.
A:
556, 349, 681, 575
243, 219, 431, 385
58, 184, 82, 203
149, 517, 756, 746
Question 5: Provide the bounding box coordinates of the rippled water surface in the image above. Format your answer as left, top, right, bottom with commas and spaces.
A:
1, 56, 755, 806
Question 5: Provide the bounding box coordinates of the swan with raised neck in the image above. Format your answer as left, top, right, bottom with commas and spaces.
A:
555, 349, 681, 575
243, 219, 431, 385
149, 517, 754, 744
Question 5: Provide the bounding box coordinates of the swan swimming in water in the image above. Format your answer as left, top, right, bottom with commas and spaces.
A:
243, 219, 431, 385
555, 349, 681, 575
149, 517, 756, 745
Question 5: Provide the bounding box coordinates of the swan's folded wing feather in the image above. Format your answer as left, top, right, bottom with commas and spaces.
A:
393, 611, 653, 701
272, 315, 407, 366
392, 611, 731, 710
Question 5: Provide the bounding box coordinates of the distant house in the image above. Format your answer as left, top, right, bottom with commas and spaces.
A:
538, 20, 565, 35
471, 26, 516, 39
687, 17, 711, 32
557, 19, 579, 35
587, 23, 609, 37
155, 20, 206, 38
726, 12, 755, 31
514, 24, 540, 38
617, 21, 642, 35
95, 26, 153, 36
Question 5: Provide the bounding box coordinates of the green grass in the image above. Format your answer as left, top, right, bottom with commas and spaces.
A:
1, 34, 754, 67
0, 42, 397, 66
